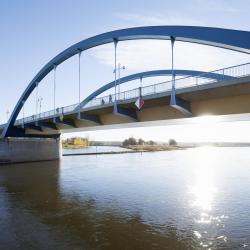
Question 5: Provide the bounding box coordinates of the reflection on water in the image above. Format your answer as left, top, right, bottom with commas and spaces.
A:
187, 147, 225, 249
188, 147, 218, 211
0, 147, 250, 249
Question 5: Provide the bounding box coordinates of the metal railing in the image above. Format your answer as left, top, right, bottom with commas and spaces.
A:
14, 62, 250, 126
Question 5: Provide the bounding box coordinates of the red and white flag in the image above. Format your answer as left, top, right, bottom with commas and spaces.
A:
135, 97, 144, 110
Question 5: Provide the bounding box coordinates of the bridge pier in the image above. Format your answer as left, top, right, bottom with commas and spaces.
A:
0, 137, 61, 164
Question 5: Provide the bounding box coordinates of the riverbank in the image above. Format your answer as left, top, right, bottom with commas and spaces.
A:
63, 150, 146, 156
62, 143, 250, 156
63, 145, 182, 156
124, 144, 181, 152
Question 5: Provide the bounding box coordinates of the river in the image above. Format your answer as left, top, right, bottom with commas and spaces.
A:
0, 146, 250, 249
63, 146, 131, 155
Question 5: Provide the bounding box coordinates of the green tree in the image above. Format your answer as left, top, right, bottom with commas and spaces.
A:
128, 137, 137, 145
169, 139, 177, 146
138, 138, 145, 145
122, 139, 129, 146
148, 140, 155, 145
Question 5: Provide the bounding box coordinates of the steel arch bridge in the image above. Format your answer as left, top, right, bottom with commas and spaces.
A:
2, 25, 250, 138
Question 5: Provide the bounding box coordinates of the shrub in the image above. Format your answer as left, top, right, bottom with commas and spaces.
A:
138, 138, 145, 145
169, 139, 177, 146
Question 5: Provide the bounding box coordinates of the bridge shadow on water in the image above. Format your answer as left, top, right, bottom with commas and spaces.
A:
0, 160, 198, 250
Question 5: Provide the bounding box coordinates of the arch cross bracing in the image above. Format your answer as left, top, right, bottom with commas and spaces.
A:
3, 25, 250, 137
77, 69, 235, 109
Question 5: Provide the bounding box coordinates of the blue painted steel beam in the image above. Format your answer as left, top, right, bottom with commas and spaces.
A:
3, 26, 250, 137
53, 117, 77, 128
4, 124, 59, 138
24, 123, 43, 132
23, 133, 61, 139
5, 126, 26, 137
38, 121, 59, 130
170, 96, 192, 116
76, 113, 102, 124
76, 69, 234, 109
113, 105, 137, 121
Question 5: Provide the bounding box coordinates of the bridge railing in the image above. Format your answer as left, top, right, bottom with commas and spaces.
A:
87, 62, 250, 107
14, 62, 250, 126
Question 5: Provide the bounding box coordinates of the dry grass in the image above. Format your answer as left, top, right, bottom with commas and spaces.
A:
126, 144, 181, 152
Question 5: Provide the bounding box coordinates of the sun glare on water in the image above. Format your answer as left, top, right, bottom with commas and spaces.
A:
188, 146, 220, 211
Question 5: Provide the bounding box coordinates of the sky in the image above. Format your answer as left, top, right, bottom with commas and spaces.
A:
1, 0, 250, 142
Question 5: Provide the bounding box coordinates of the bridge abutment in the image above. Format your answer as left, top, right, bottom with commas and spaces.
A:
0, 137, 61, 164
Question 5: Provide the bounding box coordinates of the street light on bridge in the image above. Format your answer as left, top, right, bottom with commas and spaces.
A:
113, 63, 126, 100
6, 110, 9, 122
38, 97, 43, 119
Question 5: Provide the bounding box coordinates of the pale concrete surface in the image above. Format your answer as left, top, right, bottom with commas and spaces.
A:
0, 138, 61, 164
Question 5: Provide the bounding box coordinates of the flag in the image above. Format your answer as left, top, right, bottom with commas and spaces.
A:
135, 97, 144, 110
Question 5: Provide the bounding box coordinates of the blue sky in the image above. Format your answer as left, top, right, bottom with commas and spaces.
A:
1, 0, 250, 141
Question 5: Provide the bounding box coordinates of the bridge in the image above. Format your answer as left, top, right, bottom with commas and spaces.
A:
1, 25, 250, 163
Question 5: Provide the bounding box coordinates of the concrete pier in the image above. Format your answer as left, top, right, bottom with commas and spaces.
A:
0, 138, 61, 164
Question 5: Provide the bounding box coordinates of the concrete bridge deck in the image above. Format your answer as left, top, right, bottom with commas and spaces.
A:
1, 74, 250, 137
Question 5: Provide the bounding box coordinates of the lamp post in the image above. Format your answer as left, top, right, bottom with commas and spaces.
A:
170, 36, 176, 106
38, 97, 43, 119
53, 65, 57, 119
113, 63, 125, 100
22, 100, 25, 128
6, 110, 9, 122
78, 50, 82, 118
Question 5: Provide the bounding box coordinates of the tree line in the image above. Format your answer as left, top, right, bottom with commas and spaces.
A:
122, 137, 177, 146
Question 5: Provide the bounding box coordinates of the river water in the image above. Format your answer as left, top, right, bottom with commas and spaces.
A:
63, 146, 131, 155
0, 146, 250, 250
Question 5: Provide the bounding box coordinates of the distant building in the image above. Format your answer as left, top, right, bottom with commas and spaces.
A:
62, 137, 89, 147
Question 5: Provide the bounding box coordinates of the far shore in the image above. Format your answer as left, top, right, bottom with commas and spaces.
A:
62, 143, 250, 156
122, 144, 182, 152
62, 144, 181, 151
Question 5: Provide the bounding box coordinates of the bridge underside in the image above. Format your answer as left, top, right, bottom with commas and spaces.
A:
2, 76, 250, 137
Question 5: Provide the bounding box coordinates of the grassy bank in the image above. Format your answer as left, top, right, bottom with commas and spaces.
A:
124, 144, 182, 152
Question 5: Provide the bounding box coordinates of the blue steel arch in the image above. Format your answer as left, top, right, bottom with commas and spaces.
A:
77, 69, 234, 109
3, 26, 250, 137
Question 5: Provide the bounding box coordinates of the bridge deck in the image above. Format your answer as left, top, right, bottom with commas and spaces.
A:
1, 74, 250, 137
